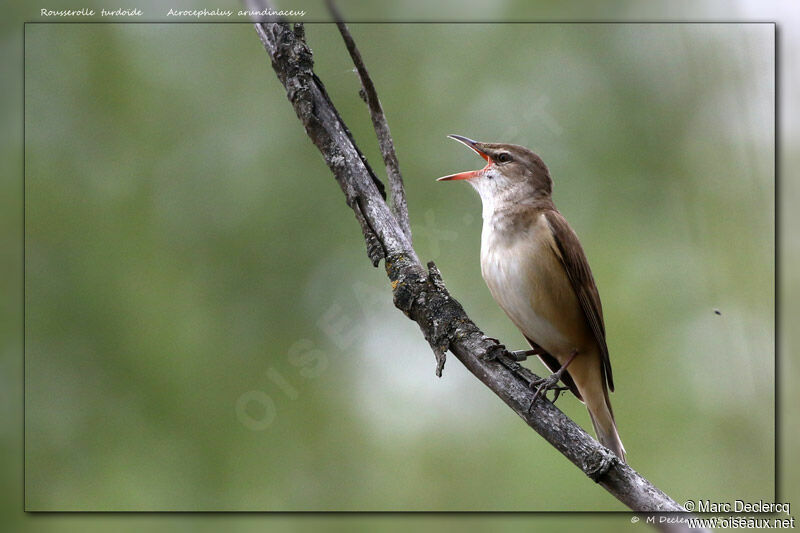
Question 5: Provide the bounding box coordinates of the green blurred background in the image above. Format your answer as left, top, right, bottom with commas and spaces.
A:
3, 0, 796, 532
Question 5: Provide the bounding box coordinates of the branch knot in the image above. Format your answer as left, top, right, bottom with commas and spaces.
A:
583, 447, 618, 483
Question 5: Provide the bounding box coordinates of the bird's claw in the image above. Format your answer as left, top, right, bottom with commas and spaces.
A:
527, 373, 570, 411
549, 385, 570, 403
532, 373, 560, 399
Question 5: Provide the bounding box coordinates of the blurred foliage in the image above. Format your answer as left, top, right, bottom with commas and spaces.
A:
1, 1, 785, 531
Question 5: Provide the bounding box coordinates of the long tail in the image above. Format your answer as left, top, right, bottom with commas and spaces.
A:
587, 396, 626, 462
541, 348, 626, 462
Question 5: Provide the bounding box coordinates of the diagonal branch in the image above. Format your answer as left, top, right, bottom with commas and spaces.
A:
325, 0, 412, 243
247, 7, 708, 531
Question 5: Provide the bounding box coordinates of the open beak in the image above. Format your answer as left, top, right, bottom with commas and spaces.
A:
437, 134, 492, 181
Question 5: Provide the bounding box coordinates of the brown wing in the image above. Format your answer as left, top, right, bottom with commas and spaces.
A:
544, 210, 614, 392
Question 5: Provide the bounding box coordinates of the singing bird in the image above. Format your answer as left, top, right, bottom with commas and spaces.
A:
438, 135, 625, 461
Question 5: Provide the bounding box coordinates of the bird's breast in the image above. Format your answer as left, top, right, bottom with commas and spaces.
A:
480, 213, 589, 357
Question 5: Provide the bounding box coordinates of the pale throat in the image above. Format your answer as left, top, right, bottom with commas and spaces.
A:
469, 181, 518, 252
470, 179, 536, 224
468, 179, 513, 221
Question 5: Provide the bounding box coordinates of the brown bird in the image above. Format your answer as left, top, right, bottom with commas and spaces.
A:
438, 135, 625, 461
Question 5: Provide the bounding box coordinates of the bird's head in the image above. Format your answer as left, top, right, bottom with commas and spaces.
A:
437, 135, 553, 211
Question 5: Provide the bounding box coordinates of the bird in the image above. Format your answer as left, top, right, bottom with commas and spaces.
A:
437, 134, 625, 462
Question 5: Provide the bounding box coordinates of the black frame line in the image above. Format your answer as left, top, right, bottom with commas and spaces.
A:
20, 19, 780, 513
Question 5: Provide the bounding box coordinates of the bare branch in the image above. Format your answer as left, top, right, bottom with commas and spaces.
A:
247, 9, 708, 531
326, 0, 412, 243
248, 14, 391, 266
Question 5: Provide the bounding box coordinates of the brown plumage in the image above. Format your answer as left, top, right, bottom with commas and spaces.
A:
438, 135, 625, 461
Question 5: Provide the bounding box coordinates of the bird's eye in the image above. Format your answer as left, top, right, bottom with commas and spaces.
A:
497, 152, 512, 163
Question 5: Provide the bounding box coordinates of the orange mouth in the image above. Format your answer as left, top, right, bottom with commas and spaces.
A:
437, 134, 492, 181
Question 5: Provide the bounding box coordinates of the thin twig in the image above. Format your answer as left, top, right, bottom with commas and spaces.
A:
246, 6, 708, 530
326, 0, 413, 243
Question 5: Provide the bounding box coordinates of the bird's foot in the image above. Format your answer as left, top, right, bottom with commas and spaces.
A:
548, 384, 571, 403
532, 372, 562, 399
527, 373, 570, 410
